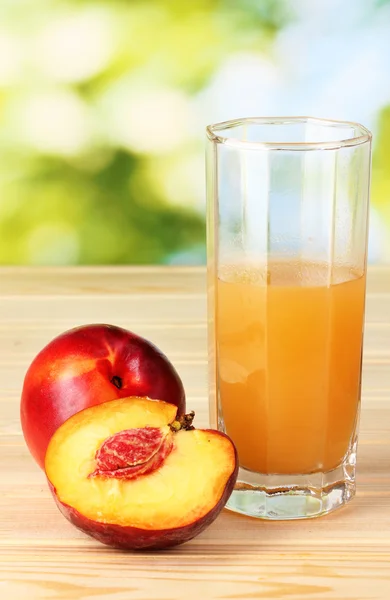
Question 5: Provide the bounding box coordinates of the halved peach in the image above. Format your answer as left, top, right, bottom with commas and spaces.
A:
45, 397, 238, 550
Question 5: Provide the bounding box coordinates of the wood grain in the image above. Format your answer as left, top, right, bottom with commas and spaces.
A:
0, 266, 389, 600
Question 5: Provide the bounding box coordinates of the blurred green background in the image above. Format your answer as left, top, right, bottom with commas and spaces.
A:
0, 0, 389, 265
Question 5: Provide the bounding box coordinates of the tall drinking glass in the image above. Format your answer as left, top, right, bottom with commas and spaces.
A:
206, 117, 372, 519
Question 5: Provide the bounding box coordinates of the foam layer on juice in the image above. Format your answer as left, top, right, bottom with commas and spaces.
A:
219, 260, 363, 287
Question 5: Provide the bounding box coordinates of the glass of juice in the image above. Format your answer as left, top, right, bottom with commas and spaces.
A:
206, 117, 372, 519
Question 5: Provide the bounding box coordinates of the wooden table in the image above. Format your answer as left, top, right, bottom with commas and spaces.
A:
1, 266, 390, 600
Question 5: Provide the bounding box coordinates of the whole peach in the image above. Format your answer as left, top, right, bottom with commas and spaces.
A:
21, 324, 185, 468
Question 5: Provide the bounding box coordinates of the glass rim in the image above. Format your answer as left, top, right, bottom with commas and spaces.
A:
206, 116, 372, 151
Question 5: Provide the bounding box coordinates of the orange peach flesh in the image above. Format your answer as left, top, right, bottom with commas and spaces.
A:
45, 398, 236, 531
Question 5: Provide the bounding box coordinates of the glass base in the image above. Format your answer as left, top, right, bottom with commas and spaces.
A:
226, 459, 356, 520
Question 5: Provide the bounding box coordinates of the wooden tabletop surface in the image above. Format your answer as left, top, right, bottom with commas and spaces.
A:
1, 265, 390, 600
